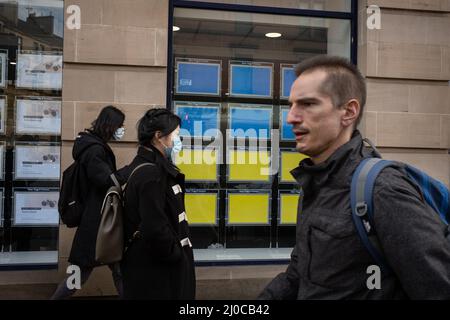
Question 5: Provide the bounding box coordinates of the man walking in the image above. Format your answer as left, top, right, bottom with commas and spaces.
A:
259, 55, 450, 299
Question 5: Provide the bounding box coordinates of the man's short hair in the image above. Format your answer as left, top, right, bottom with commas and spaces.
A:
295, 55, 366, 126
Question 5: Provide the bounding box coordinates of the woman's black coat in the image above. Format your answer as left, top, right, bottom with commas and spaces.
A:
120, 145, 196, 300
68, 130, 122, 268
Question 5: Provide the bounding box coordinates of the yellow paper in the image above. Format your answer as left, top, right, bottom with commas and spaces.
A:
228, 150, 271, 182
175, 148, 218, 181
185, 193, 217, 225
280, 152, 308, 182
228, 193, 270, 225
280, 194, 300, 225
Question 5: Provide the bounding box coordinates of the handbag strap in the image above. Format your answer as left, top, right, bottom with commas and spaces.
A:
110, 172, 120, 188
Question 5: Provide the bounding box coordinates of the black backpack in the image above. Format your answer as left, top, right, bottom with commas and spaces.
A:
58, 160, 87, 228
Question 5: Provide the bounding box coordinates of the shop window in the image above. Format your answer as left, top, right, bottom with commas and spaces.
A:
171, 4, 353, 263
0, 0, 63, 268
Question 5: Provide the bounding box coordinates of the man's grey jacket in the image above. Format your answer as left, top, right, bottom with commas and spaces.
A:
260, 130, 450, 299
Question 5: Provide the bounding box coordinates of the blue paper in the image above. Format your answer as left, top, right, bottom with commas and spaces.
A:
282, 67, 296, 98
176, 105, 219, 137
281, 108, 295, 140
230, 107, 271, 139
177, 62, 220, 95
230, 65, 272, 97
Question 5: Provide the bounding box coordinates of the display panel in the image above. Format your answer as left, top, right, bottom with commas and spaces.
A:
14, 144, 60, 180
185, 192, 218, 225
0, 50, 7, 88
174, 147, 219, 182
16, 51, 63, 90
175, 102, 220, 138
175, 59, 221, 96
228, 149, 271, 183
229, 104, 272, 139
0, 96, 5, 134
227, 191, 270, 225
15, 97, 61, 135
12, 189, 59, 227
0, 143, 4, 180
229, 61, 273, 98
280, 106, 295, 141
280, 150, 309, 183
279, 192, 300, 225
281, 64, 296, 99
0, 188, 3, 228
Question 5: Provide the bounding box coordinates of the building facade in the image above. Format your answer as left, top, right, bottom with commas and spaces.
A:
0, 0, 448, 299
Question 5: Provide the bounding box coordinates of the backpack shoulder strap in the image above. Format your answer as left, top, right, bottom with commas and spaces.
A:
110, 173, 120, 189
351, 157, 395, 275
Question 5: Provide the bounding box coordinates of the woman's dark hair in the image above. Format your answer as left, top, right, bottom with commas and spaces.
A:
138, 108, 181, 147
90, 105, 125, 141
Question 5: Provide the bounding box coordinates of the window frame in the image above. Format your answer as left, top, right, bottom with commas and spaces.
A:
167, 0, 358, 266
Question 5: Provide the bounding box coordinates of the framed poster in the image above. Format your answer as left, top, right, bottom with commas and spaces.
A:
226, 190, 271, 226
14, 143, 60, 180
0, 96, 6, 134
174, 147, 220, 182
0, 50, 7, 89
16, 51, 62, 90
227, 148, 271, 183
280, 106, 295, 141
279, 149, 309, 183
0, 188, 3, 228
228, 104, 272, 140
175, 58, 221, 96
280, 64, 296, 99
185, 191, 219, 226
229, 61, 273, 98
278, 191, 301, 225
174, 101, 220, 138
0, 143, 5, 180
12, 189, 59, 227
15, 97, 61, 135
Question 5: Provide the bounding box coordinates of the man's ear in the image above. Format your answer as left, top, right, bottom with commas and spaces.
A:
341, 99, 360, 128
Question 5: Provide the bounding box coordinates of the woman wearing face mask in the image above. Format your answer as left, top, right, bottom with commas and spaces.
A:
120, 108, 195, 300
51, 105, 126, 299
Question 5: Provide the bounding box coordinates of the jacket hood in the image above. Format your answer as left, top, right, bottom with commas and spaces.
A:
72, 130, 109, 160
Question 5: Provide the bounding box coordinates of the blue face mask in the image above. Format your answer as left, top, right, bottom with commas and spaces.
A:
172, 134, 183, 154
161, 134, 182, 159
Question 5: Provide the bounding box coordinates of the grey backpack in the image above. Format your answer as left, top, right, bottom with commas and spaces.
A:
95, 163, 154, 264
